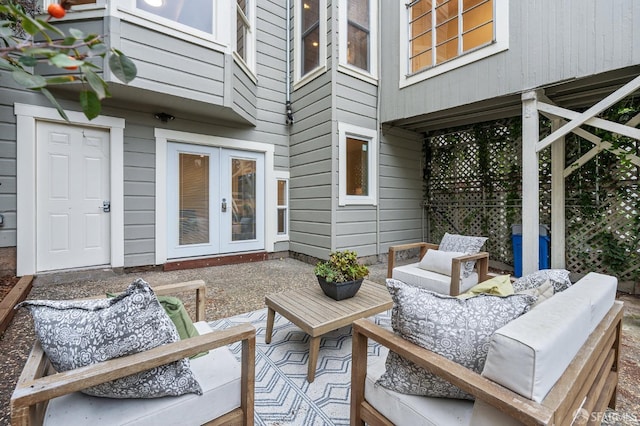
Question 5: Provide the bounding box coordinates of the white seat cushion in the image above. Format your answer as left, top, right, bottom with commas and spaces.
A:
365, 348, 473, 426
392, 262, 479, 294
44, 322, 241, 426
480, 272, 617, 403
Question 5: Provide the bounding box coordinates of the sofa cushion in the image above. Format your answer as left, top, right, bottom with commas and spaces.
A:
377, 279, 535, 399
43, 322, 241, 426
438, 233, 488, 277
418, 249, 466, 276
512, 268, 572, 293
481, 272, 618, 403
392, 262, 479, 294
17, 279, 202, 399
516, 279, 554, 308
366, 349, 474, 426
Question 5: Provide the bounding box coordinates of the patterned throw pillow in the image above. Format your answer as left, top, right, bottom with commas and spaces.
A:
17, 278, 202, 398
438, 233, 488, 278
377, 278, 535, 400
512, 269, 572, 293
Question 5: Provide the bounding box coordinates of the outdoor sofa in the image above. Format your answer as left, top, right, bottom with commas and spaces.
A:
351, 272, 622, 425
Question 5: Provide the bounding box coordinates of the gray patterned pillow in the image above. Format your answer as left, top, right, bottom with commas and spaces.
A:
512, 269, 572, 293
438, 233, 488, 278
17, 278, 202, 398
377, 278, 535, 400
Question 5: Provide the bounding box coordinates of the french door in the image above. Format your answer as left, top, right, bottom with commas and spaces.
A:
167, 143, 264, 258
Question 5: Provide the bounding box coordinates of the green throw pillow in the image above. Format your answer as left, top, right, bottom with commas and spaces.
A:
457, 274, 513, 299
107, 292, 207, 359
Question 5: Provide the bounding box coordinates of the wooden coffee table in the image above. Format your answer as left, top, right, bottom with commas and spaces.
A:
264, 279, 393, 382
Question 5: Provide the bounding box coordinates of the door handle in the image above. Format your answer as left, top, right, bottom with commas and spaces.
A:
221, 198, 227, 212
102, 201, 111, 213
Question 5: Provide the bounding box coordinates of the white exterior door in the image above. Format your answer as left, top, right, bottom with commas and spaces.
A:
167, 143, 264, 259
36, 122, 111, 271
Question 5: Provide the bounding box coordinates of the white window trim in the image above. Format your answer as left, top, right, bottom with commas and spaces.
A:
14, 103, 125, 276
399, 0, 509, 88
154, 129, 276, 265
233, 0, 257, 79
293, 0, 327, 88
338, 0, 378, 84
111, 0, 231, 52
274, 171, 290, 242
338, 123, 378, 206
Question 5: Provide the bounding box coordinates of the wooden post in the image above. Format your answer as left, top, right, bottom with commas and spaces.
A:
550, 118, 566, 269
521, 91, 540, 276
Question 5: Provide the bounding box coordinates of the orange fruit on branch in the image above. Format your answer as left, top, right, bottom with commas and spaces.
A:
47, 3, 66, 19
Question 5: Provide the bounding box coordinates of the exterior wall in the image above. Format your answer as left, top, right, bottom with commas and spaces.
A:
379, 0, 640, 123
377, 127, 424, 254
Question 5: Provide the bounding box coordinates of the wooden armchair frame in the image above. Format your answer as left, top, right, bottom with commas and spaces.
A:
387, 242, 489, 296
350, 301, 623, 426
11, 280, 256, 426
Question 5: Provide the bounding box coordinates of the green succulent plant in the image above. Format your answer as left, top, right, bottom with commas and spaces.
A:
313, 250, 369, 283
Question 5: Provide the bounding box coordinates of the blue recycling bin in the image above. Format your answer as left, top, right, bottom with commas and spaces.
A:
512, 225, 550, 278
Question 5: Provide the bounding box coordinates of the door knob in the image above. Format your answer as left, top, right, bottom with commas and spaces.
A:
102, 201, 111, 212
221, 198, 227, 212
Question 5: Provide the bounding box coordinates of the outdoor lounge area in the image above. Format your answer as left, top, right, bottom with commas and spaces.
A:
0, 257, 638, 425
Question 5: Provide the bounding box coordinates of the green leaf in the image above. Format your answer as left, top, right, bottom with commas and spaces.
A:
88, 43, 108, 57
40, 88, 69, 121
49, 53, 82, 68
36, 18, 65, 37
83, 68, 109, 99
79, 90, 101, 120
22, 47, 57, 56
69, 28, 85, 39
19, 14, 43, 36
0, 57, 18, 71
12, 70, 46, 88
108, 50, 137, 83
18, 55, 38, 67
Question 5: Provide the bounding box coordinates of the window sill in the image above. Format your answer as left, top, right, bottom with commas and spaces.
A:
338, 64, 378, 86
293, 65, 328, 91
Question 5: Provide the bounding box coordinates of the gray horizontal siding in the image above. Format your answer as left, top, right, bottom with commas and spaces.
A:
380, 0, 640, 123
378, 128, 424, 253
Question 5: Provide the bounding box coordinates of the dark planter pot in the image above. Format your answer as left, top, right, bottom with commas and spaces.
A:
316, 276, 364, 301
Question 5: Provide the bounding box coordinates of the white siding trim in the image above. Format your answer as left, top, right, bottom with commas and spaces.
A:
274, 170, 290, 242
14, 103, 125, 276
154, 129, 276, 265
399, 0, 509, 88
338, 122, 378, 206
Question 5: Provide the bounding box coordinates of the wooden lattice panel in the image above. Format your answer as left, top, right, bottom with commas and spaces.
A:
425, 112, 640, 284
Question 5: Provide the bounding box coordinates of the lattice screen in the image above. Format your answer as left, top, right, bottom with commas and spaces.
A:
424, 109, 639, 285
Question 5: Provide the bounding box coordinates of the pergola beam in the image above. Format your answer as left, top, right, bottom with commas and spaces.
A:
535, 74, 640, 152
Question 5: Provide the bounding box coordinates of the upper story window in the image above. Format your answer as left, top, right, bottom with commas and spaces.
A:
400, 0, 508, 87
235, 0, 256, 73
294, 0, 327, 87
339, 0, 378, 83
136, 0, 213, 33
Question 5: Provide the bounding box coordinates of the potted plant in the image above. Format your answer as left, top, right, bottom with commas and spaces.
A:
313, 250, 369, 300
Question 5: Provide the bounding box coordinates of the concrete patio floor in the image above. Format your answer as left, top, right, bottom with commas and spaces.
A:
0, 257, 638, 425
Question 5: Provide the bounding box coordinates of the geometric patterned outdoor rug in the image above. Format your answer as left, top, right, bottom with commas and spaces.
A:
209, 308, 391, 426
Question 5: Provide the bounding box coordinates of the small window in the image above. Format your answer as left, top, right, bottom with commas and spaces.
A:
294, 0, 327, 85
339, 0, 377, 81
277, 179, 288, 235
339, 123, 377, 206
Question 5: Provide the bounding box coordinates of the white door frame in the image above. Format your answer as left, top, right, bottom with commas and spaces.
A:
15, 103, 125, 276
154, 128, 275, 265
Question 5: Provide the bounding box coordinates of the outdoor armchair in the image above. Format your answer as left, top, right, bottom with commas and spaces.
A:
11, 280, 256, 426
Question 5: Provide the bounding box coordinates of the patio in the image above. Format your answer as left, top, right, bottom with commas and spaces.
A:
0, 257, 638, 425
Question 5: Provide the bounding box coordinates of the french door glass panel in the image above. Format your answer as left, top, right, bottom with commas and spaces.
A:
168, 143, 264, 258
